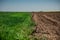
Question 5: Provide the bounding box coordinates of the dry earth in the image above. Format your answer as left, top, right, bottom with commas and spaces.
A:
31, 12, 60, 40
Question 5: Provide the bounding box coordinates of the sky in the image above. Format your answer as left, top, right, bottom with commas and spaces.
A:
0, 0, 60, 12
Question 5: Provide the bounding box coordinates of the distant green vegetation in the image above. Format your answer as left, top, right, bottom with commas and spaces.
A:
0, 12, 35, 40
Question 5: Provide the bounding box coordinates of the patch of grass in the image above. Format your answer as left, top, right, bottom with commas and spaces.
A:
0, 12, 35, 40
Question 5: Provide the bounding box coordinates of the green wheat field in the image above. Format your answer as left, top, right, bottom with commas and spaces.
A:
0, 12, 35, 40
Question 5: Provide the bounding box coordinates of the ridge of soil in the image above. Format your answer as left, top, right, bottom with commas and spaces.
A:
31, 12, 60, 40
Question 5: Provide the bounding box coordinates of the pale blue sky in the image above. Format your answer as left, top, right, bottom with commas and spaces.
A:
0, 0, 60, 12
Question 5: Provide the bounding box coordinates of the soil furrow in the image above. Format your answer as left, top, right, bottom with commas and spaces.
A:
31, 12, 60, 40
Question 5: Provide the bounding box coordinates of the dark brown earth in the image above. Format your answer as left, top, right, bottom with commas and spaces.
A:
31, 12, 60, 40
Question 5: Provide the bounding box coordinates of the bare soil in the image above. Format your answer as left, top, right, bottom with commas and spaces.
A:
31, 12, 60, 40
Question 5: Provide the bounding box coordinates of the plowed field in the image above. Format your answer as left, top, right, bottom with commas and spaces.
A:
31, 12, 60, 40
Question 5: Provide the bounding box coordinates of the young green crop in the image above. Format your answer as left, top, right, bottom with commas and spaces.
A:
0, 12, 35, 40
